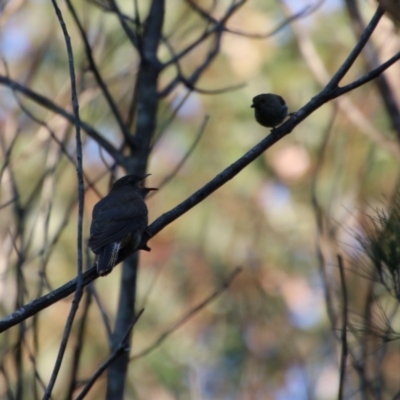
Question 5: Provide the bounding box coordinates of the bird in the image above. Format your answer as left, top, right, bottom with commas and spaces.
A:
251, 93, 288, 129
88, 174, 157, 276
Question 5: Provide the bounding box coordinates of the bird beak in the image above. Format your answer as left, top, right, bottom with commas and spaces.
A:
140, 174, 157, 192
141, 173, 151, 180
250, 104, 254, 108
143, 187, 158, 198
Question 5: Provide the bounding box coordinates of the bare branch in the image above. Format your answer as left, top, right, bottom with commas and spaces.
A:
344, 0, 400, 138
130, 268, 241, 361
154, 115, 209, 191
64, 291, 92, 400
0, 75, 126, 166
65, 0, 136, 148
162, 1, 245, 68
74, 309, 144, 400
337, 255, 349, 400
0, 268, 98, 333
187, 0, 321, 39
327, 6, 385, 89
43, 0, 85, 396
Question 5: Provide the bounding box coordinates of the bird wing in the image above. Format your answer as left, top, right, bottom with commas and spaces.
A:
88, 192, 148, 253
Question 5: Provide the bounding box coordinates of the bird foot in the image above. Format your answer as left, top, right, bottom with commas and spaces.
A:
142, 244, 152, 252
140, 229, 153, 251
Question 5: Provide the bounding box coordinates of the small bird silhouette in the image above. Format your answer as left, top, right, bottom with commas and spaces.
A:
89, 174, 157, 276
251, 93, 288, 128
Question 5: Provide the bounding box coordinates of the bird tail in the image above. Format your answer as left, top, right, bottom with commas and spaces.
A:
96, 242, 120, 276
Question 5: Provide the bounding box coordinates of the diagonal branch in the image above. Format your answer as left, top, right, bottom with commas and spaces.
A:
331, 51, 400, 97
162, 1, 245, 69
0, 75, 126, 166
43, 0, 85, 396
0, 268, 98, 332
65, 0, 136, 148
326, 6, 385, 89
130, 267, 241, 361
186, 0, 320, 39
74, 309, 144, 400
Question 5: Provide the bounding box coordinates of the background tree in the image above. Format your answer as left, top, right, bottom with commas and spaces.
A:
0, 1, 400, 399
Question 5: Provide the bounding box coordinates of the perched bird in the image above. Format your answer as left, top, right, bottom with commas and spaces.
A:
251, 93, 288, 128
89, 174, 157, 276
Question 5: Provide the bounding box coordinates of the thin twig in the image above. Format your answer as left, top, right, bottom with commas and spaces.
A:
344, 0, 400, 139
284, 4, 400, 157
159, 6, 245, 97
65, 0, 135, 148
187, 0, 322, 39
337, 255, 348, 400
75, 309, 144, 400
1, 59, 102, 199
327, 6, 385, 89
64, 291, 92, 400
0, 196, 17, 210
0, 75, 125, 166
155, 115, 209, 191
89, 284, 113, 342
332, 50, 400, 97
311, 107, 339, 331
130, 267, 241, 361
162, 1, 245, 69
43, 0, 85, 397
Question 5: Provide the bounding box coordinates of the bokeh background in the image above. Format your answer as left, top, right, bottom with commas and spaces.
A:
0, 0, 400, 399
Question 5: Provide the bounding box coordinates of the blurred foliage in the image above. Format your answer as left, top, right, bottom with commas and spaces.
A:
0, 0, 400, 399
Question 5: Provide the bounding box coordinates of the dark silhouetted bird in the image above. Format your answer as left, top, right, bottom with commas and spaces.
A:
89, 174, 157, 276
251, 93, 288, 128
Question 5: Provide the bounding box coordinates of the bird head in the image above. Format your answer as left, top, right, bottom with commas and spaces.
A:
251, 93, 288, 128
251, 93, 286, 110
111, 174, 158, 196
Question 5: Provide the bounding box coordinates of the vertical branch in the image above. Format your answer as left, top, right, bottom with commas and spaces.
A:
128, 0, 164, 172
75, 309, 144, 400
311, 108, 338, 332
106, 1, 164, 399
1, 131, 28, 400
43, 0, 84, 398
64, 291, 92, 400
65, 0, 136, 147
337, 255, 348, 400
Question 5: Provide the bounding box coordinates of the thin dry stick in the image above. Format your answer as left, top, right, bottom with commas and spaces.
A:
90, 284, 113, 342
64, 291, 92, 400
75, 309, 145, 400
285, 3, 400, 157
43, 0, 84, 397
155, 115, 209, 191
337, 255, 349, 400
186, 0, 322, 39
130, 267, 241, 361
0, 75, 125, 166
311, 107, 339, 331
162, 1, 245, 69
65, 0, 135, 147
344, 0, 400, 138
